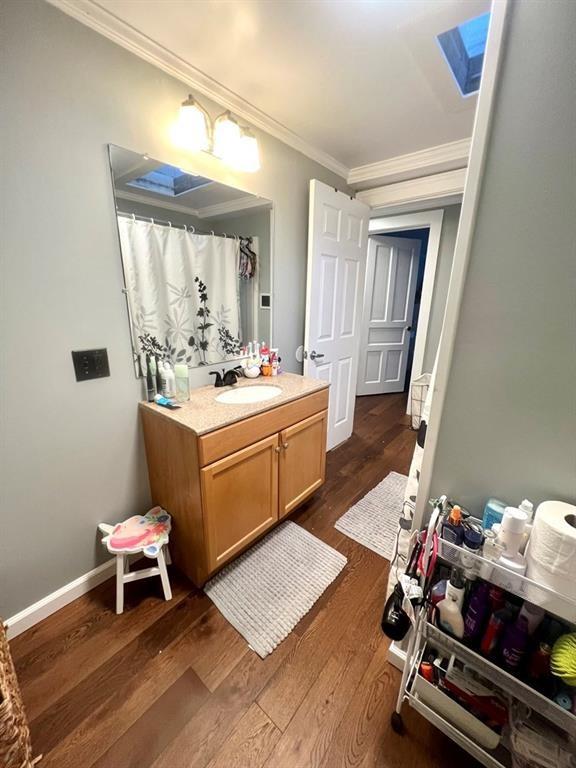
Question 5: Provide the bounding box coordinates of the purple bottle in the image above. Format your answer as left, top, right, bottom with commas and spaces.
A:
500, 616, 530, 672
463, 581, 491, 644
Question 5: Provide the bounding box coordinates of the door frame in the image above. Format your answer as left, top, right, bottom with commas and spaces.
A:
367, 209, 446, 412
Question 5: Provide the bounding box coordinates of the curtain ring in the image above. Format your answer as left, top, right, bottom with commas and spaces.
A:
168, 221, 172, 227
149, 217, 154, 224
210, 230, 215, 237
190, 225, 195, 234
131, 213, 136, 222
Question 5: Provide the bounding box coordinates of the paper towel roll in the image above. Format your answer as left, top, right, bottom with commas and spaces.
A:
526, 501, 576, 600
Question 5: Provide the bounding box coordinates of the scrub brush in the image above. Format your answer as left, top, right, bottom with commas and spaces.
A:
550, 633, 576, 687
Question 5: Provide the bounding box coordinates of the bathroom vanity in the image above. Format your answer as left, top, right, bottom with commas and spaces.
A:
140, 373, 329, 586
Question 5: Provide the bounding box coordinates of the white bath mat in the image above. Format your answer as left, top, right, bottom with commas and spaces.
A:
204, 521, 347, 658
335, 472, 408, 561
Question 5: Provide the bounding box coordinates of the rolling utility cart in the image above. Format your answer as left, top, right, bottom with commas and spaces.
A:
391, 500, 576, 768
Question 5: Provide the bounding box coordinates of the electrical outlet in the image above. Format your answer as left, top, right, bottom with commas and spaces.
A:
72, 349, 110, 381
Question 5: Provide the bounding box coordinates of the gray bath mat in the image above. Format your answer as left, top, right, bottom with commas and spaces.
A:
204, 521, 347, 658
335, 472, 408, 561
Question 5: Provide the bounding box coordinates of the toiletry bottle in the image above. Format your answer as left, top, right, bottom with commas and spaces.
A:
445, 568, 466, 611
163, 362, 176, 398
270, 348, 279, 376
174, 363, 189, 403
430, 579, 447, 608
153, 356, 162, 395
499, 615, 530, 672
518, 499, 534, 552
146, 355, 156, 402
517, 601, 545, 635
482, 498, 507, 531
436, 595, 465, 639
480, 605, 510, 656
441, 505, 465, 545
463, 581, 491, 644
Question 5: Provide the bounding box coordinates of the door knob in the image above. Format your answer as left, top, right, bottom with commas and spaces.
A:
282, 442, 289, 450
275, 446, 281, 453
309, 350, 324, 361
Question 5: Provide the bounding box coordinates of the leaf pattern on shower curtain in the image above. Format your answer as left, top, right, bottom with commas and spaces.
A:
118, 217, 242, 368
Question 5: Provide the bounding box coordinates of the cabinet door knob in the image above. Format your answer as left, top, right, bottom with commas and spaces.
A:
282, 442, 289, 449
275, 446, 281, 453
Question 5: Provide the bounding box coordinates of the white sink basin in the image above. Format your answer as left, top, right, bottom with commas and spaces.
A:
215, 385, 282, 405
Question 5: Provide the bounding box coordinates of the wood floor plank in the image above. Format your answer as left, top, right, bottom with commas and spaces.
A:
38, 613, 211, 768
29, 591, 212, 756
205, 703, 281, 768
92, 667, 209, 768
257, 541, 385, 732
263, 564, 389, 768
185, 606, 248, 691
150, 634, 297, 768
15, 572, 192, 722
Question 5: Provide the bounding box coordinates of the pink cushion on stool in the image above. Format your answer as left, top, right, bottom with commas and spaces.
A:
102, 506, 171, 558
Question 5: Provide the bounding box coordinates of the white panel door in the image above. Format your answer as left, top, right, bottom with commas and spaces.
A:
304, 180, 369, 450
357, 235, 420, 396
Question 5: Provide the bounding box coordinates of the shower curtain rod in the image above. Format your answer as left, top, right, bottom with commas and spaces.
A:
116, 210, 245, 240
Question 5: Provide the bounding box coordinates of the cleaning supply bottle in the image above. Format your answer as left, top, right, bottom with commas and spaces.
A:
445, 568, 466, 610
441, 505, 465, 545
480, 605, 511, 656
437, 595, 465, 639
463, 581, 491, 644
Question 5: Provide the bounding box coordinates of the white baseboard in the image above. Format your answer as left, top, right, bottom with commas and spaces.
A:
4, 559, 116, 640
387, 640, 407, 671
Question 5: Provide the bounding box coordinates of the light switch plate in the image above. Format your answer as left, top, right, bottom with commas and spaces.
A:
72, 349, 110, 381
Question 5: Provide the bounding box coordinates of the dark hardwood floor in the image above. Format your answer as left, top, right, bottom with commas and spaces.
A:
12, 393, 472, 768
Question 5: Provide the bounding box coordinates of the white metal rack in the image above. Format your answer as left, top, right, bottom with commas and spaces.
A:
391, 504, 576, 767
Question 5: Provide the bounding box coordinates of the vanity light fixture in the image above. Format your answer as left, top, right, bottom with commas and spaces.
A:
235, 127, 261, 172
173, 96, 261, 172
213, 111, 242, 164
175, 94, 211, 152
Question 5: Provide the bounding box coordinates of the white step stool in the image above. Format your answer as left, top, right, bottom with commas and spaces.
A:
98, 506, 173, 614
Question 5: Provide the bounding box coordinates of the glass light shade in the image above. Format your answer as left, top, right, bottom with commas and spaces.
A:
173, 95, 210, 152
235, 128, 261, 172
213, 112, 241, 163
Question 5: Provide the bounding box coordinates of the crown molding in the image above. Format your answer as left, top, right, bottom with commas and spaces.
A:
115, 189, 270, 221
356, 168, 466, 210
115, 189, 201, 217
46, 0, 349, 179
197, 196, 271, 220
348, 138, 471, 189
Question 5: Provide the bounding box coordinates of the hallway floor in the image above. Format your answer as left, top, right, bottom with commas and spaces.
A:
12, 393, 474, 768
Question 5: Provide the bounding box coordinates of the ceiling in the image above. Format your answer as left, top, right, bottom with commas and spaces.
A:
62, 0, 490, 174
110, 145, 271, 218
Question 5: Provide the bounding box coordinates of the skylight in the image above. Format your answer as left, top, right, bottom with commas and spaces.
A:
437, 12, 490, 96
127, 164, 212, 197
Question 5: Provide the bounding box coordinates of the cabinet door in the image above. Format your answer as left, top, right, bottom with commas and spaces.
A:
279, 410, 327, 518
201, 433, 279, 573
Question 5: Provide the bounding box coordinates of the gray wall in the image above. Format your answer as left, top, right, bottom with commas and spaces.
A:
429, 0, 576, 516
422, 204, 460, 373
0, 0, 347, 616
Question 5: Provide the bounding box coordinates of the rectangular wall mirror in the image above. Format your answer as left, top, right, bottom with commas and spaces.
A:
108, 145, 273, 373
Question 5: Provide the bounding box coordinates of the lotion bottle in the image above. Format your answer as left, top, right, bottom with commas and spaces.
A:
437, 595, 465, 639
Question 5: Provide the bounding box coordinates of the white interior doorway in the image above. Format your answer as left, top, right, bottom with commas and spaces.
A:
357, 234, 423, 395
361, 210, 445, 411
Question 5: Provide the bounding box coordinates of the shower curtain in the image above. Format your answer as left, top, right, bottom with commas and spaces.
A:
117, 217, 242, 368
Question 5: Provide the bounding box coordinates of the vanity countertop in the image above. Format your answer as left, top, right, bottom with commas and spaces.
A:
139, 372, 329, 436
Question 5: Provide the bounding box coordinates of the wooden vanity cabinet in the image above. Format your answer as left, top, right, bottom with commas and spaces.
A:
201, 434, 279, 573
140, 387, 328, 586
